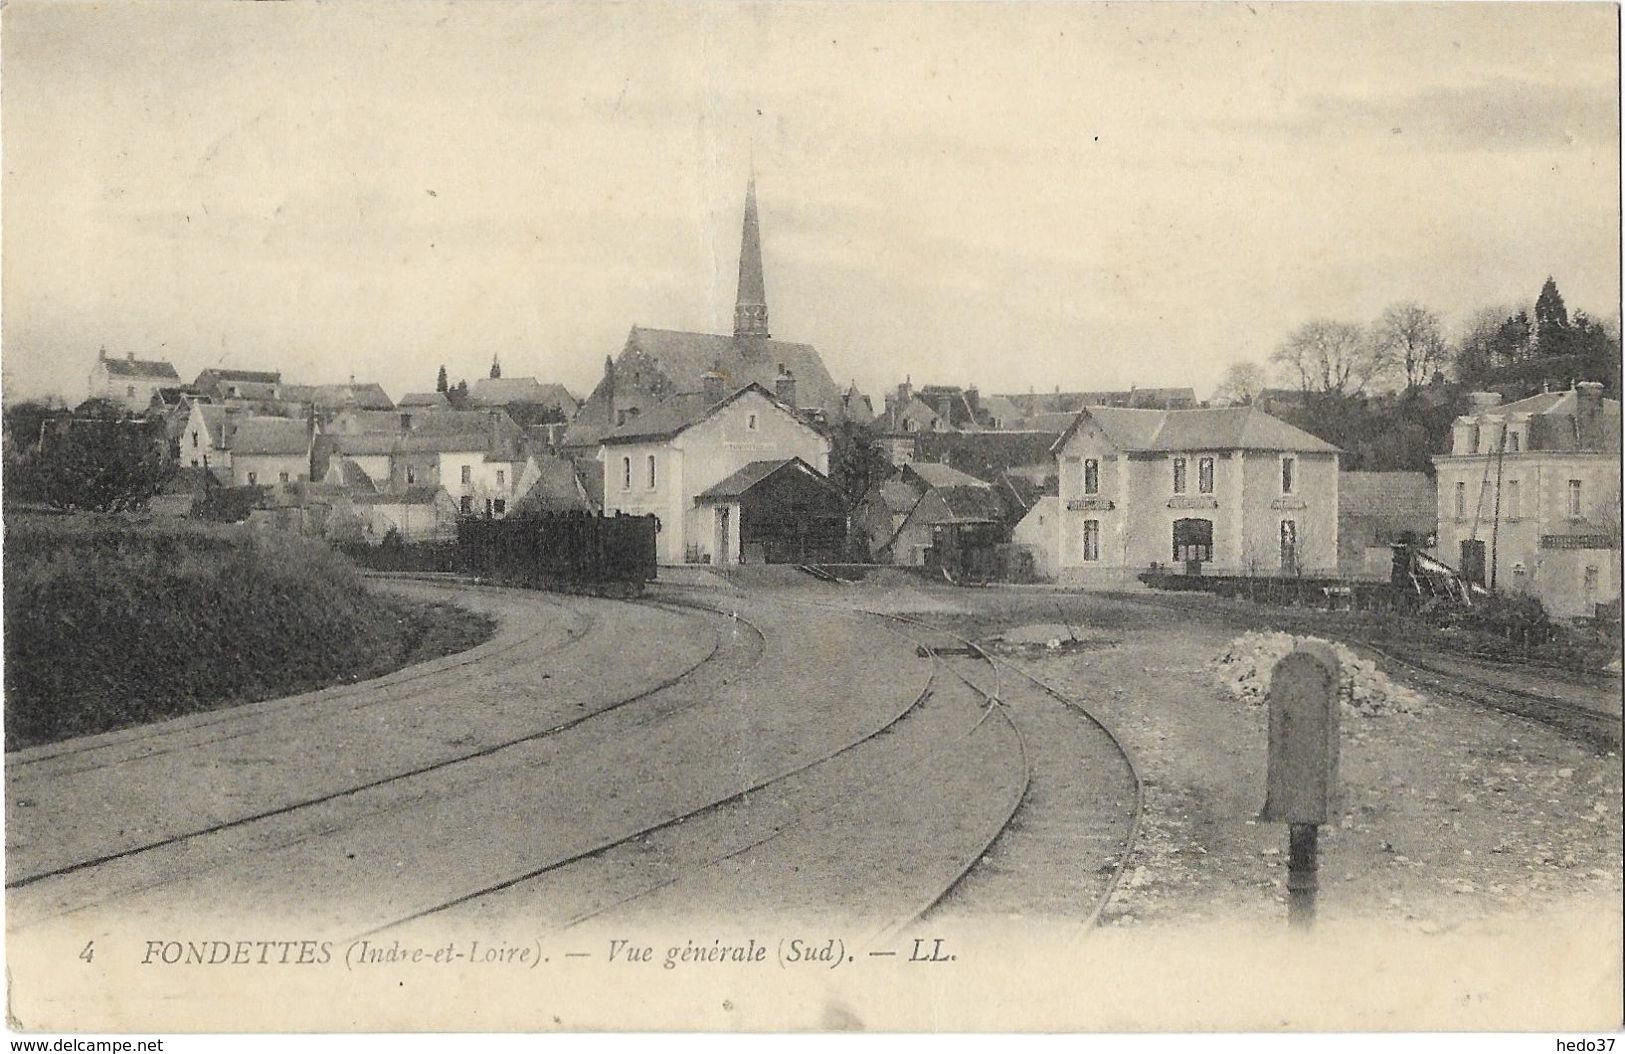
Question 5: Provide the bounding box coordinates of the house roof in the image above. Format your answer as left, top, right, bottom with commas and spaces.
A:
196, 367, 283, 385
351, 485, 445, 506
1338, 471, 1436, 532
695, 457, 840, 503
229, 417, 311, 456
279, 382, 395, 411
397, 391, 451, 408
332, 408, 520, 437
102, 356, 180, 381
513, 454, 595, 514
328, 458, 379, 493
903, 461, 990, 489
873, 476, 924, 515
600, 382, 802, 445
328, 431, 495, 456
1054, 405, 1340, 455
470, 377, 579, 411
932, 485, 1006, 524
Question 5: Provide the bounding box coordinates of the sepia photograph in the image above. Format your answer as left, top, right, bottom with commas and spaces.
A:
2, 0, 1621, 1039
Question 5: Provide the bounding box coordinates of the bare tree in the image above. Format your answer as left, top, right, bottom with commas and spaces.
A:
1374, 302, 1447, 392
1271, 319, 1393, 398
1211, 360, 1267, 405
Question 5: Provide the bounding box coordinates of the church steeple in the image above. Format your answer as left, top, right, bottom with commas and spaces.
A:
733, 176, 770, 339
489, 352, 502, 379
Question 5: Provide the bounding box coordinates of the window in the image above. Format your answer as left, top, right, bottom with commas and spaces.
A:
460, 495, 473, 514
1507, 429, 1520, 453
190, 458, 199, 468
1568, 479, 1582, 518
126, 386, 136, 399
647, 454, 657, 489
493, 499, 506, 516
1172, 458, 1187, 494
1083, 459, 1099, 495
247, 471, 257, 485
496, 469, 505, 488
1468, 426, 1480, 454
1198, 457, 1214, 494
622, 457, 631, 490
1082, 520, 1100, 562
406, 465, 416, 485
747, 413, 758, 431
485, 498, 494, 516
191, 432, 199, 449
279, 471, 290, 483
1281, 457, 1296, 495
1454, 482, 1466, 518
460, 465, 472, 486
1505, 480, 1520, 520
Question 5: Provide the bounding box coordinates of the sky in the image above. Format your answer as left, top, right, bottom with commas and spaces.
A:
2, 1, 1619, 406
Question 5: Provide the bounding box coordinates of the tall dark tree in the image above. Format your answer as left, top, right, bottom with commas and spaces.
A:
826, 420, 890, 512
436, 365, 449, 393
1534, 276, 1569, 344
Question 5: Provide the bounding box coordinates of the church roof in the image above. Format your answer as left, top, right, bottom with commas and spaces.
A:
624, 326, 841, 411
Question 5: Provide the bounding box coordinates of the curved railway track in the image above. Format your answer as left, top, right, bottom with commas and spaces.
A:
1097, 589, 1620, 749
865, 609, 1144, 933
5, 588, 746, 894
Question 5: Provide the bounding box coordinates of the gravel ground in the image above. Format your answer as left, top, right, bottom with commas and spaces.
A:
905, 586, 1624, 933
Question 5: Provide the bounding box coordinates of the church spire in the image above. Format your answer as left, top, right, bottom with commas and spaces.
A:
733, 176, 770, 339
489, 351, 501, 379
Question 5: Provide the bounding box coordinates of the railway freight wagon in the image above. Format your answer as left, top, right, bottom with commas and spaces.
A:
458, 511, 658, 596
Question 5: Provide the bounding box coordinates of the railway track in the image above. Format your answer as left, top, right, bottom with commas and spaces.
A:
4, 586, 749, 905
869, 610, 1143, 933
355, 601, 1002, 942
1097, 589, 1620, 750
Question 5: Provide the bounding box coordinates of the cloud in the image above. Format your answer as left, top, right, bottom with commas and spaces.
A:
1252, 77, 1618, 152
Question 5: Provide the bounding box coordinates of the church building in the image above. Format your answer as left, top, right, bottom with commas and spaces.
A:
563, 178, 851, 451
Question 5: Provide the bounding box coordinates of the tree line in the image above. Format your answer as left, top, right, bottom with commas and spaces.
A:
1211, 278, 1620, 472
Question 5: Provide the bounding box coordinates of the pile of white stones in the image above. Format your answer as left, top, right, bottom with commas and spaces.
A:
1210, 630, 1426, 716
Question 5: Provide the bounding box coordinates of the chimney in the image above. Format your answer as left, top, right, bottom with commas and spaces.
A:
702, 369, 725, 404
965, 385, 980, 415
488, 409, 501, 451
775, 367, 797, 408
883, 392, 898, 428
1576, 381, 1605, 449
1468, 391, 1502, 413
899, 376, 913, 407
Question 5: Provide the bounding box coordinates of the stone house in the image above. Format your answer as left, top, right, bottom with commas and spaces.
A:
598, 380, 832, 565
1432, 383, 1620, 618
89, 348, 180, 412
228, 417, 315, 487
1052, 405, 1341, 585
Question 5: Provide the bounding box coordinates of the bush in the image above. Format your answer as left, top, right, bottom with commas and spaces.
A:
3, 516, 492, 749
27, 405, 172, 513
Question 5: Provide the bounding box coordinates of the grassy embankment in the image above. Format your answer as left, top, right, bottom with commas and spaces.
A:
3, 514, 494, 750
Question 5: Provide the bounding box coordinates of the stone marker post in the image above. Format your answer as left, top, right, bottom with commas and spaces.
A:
1261, 641, 1341, 930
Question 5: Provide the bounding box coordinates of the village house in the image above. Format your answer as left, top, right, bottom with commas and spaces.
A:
351, 486, 461, 543
89, 348, 181, 412
597, 379, 833, 565
693, 456, 848, 564
397, 391, 452, 409
1012, 495, 1061, 579
865, 462, 1004, 569
316, 422, 532, 518
468, 362, 580, 421
192, 367, 283, 404
228, 417, 315, 487
1051, 405, 1341, 585
1432, 383, 1620, 618
564, 178, 849, 451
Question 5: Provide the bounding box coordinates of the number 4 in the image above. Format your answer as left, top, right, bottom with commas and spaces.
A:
79, 941, 94, 963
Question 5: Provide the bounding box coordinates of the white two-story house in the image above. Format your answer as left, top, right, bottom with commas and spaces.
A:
1051, 405, 1341, 585
598, 380, 832, 564
1433, 383, 1620, 618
